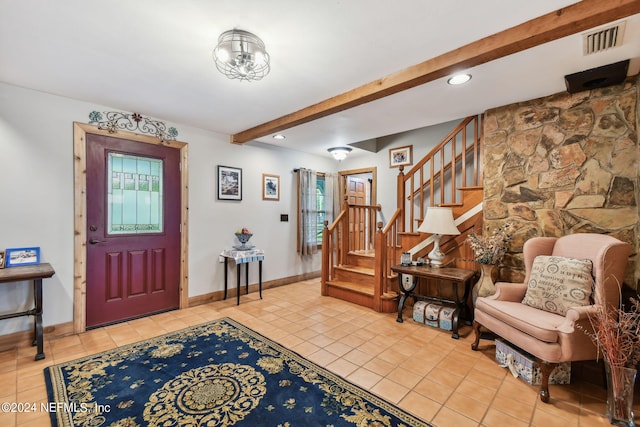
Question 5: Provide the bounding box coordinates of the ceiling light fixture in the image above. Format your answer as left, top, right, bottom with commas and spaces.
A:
272, 134, 286, 140
328, 147, 352, 161
447, 73, 472, 85
213, 29, 270, 82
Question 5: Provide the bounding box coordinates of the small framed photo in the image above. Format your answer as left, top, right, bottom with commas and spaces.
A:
217, 165, 242, 201
389, 145, 413, 168
262, 174, 280, 201
0, 251, 5, 269
5, 247, 41, 267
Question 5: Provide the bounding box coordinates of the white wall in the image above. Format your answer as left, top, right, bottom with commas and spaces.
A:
0, 82, 337, 335
340, 119, 464, 223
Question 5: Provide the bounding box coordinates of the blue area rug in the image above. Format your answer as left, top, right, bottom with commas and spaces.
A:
45, 317, 430, 426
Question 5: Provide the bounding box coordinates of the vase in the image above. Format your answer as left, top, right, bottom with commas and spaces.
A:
472, 263, 498, 305
604, 363, 637, 427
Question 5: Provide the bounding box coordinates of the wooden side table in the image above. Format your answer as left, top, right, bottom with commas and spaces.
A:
221, 249, 264, 305
391, 264, 475, 339
0, 263, 55, 360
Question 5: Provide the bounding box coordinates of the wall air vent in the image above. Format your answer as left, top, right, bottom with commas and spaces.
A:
583, 21, 626, 55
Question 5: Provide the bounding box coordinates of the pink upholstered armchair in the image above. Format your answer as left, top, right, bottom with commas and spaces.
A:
471, 233, 631, 403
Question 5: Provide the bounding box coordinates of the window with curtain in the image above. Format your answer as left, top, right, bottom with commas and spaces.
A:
316, 175, 326, 246
298, 168, 318, 256
298, 170, 338, 255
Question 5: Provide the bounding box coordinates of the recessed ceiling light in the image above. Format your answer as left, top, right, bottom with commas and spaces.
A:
273, 134, 286, 140
447, 73, 472, 85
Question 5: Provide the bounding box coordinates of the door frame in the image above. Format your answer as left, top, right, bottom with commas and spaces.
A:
338, 166, 377, 206
73, 122, 189, 333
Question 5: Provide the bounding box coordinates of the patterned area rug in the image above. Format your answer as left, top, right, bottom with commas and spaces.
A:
45, 317, 430, 426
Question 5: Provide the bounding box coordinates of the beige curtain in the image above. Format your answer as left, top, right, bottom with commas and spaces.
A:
298, 168, 318, 256
323, 172, 340, 225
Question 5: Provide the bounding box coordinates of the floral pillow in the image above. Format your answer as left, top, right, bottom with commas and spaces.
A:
521, 255, 594, 316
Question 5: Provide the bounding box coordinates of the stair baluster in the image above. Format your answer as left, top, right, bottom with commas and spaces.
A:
323, 115, 484, 312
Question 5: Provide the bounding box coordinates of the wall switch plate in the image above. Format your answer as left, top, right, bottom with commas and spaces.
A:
280, 214, 288, 222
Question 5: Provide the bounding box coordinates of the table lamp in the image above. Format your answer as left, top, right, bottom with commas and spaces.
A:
417, 206, 460, 266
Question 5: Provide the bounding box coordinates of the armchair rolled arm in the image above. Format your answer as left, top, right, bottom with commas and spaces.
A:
556, 305, 598, 334
488, 282, 527, 302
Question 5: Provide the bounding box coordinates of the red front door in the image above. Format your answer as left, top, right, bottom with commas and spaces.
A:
86, 133, 181, 328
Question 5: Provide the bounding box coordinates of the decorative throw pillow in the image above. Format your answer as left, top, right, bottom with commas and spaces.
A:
521, 255, 593, 316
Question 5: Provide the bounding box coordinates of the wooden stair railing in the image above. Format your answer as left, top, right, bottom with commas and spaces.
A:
397, 115, 483, 234
373, 208, 402, 310
347, 203, 381, 252
322, 115, 484, 313
321, 202, 381, 295
372, 115, 483, 308
321, 209, 346, 296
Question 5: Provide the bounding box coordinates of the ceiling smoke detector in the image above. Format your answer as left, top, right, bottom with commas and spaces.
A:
583, 21, 626, 55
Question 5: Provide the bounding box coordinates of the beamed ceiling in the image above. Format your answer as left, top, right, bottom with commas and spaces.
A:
1, 0, 639, 158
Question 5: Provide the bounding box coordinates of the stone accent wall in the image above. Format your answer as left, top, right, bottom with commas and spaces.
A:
483, 75, 638, 287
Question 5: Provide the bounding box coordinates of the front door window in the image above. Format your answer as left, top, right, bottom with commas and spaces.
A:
107, 152, 163, 234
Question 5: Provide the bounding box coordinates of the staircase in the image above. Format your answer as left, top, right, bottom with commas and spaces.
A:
321, 115, 484, 312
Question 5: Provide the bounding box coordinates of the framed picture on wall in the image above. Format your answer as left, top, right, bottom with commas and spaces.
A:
217, 165, 242, 201
5, 247, 40, 267
389, 145, 413, 168
262, 174, 280, 201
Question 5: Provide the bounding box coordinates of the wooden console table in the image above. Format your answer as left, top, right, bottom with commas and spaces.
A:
0, 263, 55, 360
391, 264, 475, 339
221, 249, 264, 305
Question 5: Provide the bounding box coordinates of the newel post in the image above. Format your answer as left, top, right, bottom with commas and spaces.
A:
396, 165, 405, 232
321, 220, 329, 296
373, 221, 385, 312
340, 197, 349, 265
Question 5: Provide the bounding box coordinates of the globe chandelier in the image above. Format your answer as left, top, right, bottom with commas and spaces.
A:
213, 29, 270, 82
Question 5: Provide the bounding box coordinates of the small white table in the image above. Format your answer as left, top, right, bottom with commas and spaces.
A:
220, 248, 264, 305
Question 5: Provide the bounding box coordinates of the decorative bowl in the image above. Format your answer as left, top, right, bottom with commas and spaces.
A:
235, 232, 253, 249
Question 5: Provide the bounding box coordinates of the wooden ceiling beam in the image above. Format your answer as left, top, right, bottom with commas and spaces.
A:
231, 0, 640, 144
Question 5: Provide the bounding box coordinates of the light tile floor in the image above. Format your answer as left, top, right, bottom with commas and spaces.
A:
0, 278, 638, 426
